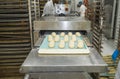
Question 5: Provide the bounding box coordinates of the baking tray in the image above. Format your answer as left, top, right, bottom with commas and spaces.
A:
38, 35, 90, 55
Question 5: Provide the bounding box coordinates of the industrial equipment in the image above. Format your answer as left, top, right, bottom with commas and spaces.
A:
20, 0, 108, 79
20, 16, 107, 79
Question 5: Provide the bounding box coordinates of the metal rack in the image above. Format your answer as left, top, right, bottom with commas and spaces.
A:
0, 0, 31, 78
114, 0, 120, 48
39, 0, 47, 16
0, 0, 40, 78
91, 0, 104, 54
28, 0, 40, 47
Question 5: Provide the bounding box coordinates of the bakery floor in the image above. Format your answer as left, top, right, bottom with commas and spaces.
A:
101, 37, 116, 56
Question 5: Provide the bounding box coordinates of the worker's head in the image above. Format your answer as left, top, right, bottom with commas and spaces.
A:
77, 1, 83, 7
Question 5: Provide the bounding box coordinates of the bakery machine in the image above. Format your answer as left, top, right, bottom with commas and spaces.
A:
20, 16, 108, 79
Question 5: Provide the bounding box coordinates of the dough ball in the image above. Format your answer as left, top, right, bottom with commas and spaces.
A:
51, 32, 56, 37
76, 32, 81, 36
68, 32, 72, 36
72, 35, 76, 38
59, 44, 65, 49
59, 40, 65, 48
77, 40, 84, 48
54, 35, 60, 42
48, 35, 53, 42
77, 42, 84, 48
60, 40, 65, 44
69, 40, 74, 43
64, 35, 69, 42
71, 35, 76, 41
69, 41, 74, 49
48, 41, 55, 48
78, 40, 83, 43
60, 32, 65, 37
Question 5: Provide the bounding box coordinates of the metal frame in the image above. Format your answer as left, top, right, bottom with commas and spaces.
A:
115, 0, 120, 48
91, 0, 104, 54
28, 0, 41, 48
33, 18, 91, 31
28, 0, 33, 48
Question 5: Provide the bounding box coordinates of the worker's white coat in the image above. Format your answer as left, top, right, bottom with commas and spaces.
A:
42, 0, 54, 16
79, 4, 87, 17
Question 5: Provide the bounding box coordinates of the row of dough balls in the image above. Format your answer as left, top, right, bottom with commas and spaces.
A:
51, 32, 81, 37
48, 33, 81, 42
48, 40, 84, 49
48, 35, 77, 42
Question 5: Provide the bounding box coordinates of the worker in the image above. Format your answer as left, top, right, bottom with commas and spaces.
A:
83, 0, 88, 7
42, 0, 54, 16
112, 46, 120, 62
79, 3, 87, 18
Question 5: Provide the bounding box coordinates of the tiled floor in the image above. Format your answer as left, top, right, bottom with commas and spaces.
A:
102, 38, 116, 56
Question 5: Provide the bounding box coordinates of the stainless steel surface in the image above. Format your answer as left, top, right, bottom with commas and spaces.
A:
24, 74, 29, 79
28, 72, 92, 79
104, 0, 116, 38
20, 48, 107, 73
34, 37, 44, 47
33, 16, 91, 31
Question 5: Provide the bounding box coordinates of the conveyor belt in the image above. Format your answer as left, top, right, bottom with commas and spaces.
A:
0, 0, 31, 78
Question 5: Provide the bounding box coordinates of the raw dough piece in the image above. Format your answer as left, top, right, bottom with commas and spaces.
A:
48, 35, 53, 42
51, 32, 56, 37
54, 35, 60, 42
48, 41, 55, 48
77, 40, 84, 48
71, 35, 76, 41
59, 40, 65, 48
76, 32, 81, 36
78, 40, 83, 43
69, 40, 75, 48
60, 32, 65, 37
68, 32, 72, 36
64, 35, 69, 42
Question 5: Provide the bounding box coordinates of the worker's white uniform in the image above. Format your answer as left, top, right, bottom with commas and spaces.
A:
42, 0, 54, 16
79, 4, 87, 17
